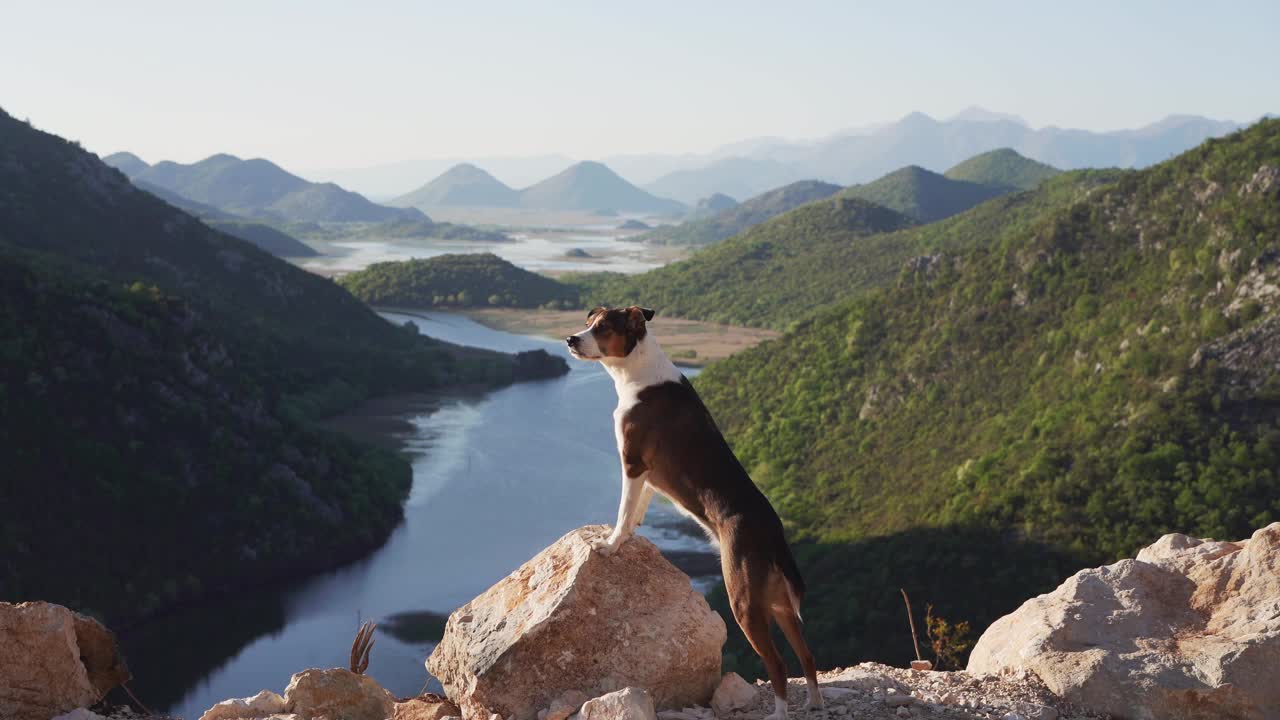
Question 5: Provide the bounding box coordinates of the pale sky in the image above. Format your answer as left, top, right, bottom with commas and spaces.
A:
2, 0, 1276, 171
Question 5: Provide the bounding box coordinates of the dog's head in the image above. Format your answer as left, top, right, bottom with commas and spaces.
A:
565, 306, 655, 362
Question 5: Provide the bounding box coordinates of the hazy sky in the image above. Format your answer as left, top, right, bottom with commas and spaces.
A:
3, 0, 1276, 171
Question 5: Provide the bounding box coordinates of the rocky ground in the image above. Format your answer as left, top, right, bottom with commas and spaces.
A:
662, 666, 1103, 720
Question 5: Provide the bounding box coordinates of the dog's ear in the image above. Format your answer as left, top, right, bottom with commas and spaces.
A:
625, 306, 654, 334
587, 306, 607, 323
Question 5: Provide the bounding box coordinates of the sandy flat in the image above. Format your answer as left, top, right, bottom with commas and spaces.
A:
463, 308, 780, 367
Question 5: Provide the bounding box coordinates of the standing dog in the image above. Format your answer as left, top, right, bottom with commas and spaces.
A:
566, 306, 822, 720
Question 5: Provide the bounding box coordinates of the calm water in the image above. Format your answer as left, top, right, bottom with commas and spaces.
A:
125, 312, 710, 719
300, 229, 665, 275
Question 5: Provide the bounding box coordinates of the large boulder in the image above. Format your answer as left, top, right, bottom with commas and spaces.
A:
283, 668, 396, 720
0, 601, 130, 720
427, 525, 726, 720
968, 522, 1280, 719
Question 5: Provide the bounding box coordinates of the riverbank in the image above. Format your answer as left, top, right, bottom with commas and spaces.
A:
461, 308, 780, 366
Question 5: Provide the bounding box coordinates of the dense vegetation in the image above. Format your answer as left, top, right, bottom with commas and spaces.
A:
840, 166, 1006, 223
686, 192, 739, 220
693, 121, 1280, 675
629, 180, 841, 246
391, 162, 519, 209
943, 147, 1061, 191
339, 252, 580, 309
570, 170, 1121, 330
129, 178, 320, 257
0, 110, 566, 624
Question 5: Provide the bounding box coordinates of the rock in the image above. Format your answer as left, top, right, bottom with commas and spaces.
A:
0, 601, 130, 720
884, 694, 915, 708
51, 710, 108, 720
428, 526, 726, 720
968, 522, 1280, 719
283, 668, 396, 720
396, 694, 464, 720
200, 689, 288, 720
579, 688, 656, 720
546, 690, 591, 720
710, 673, 757, 715
894, 708, 910, 718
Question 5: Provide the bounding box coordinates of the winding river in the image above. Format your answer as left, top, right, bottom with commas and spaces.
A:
123, 312, 712, 719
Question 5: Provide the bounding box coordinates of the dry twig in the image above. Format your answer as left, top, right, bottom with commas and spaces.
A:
350, 620, 377, 674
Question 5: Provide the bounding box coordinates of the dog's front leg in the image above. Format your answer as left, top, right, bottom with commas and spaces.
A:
594, 472, 648, 556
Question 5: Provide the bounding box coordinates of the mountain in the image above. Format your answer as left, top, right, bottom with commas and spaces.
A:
0, 109, 565, 624
131, 178, 317, 257
630, 180, 841, 246
117, 152, 426, 224
302, 154, 575, 199
631, 110, 1247, 201
644, 156, 802, 205
687, 193, 739, 220
517, 161, 685, 214
567, 195, 917, 326
692, 120, 1280, 674
943, 148, 1060, 191
102, 150, 150, 176
390, 163, 519, 209
338, 253, 579, 310
840, 165, 1007, 223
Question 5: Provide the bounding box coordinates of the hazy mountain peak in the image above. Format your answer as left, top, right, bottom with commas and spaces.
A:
102, 151, 149, 176
519, 160, 684, 213
949, 106, 1030, 126
390, 162, 518, 209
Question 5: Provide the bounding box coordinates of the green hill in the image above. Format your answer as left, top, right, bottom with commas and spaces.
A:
944, 147, 1062, 191
391, 163, 519, 209
687, 192, 739, 220
692, 121, 1280, 674
339, 252, 579, 309
518, 161, 685, 214
0, 109, 566, 624
573, 168, 1121, 330
630, 180, 841, 246
840, 165, 1007, 223
124, 152, 426, 224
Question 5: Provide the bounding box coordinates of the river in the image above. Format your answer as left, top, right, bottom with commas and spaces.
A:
123, 312, 714, 719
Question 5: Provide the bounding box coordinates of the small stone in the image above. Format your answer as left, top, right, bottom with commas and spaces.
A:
1002, 713, 1026, 720
711, 673, 758, 715
895, 708, 911, 718
199, 690, 287, 720
580, 688, 657, 720
885, 695, 915, 708
547, 691, 591, 720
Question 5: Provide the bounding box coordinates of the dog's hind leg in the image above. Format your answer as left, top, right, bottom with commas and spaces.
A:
772, 597, 822, 709
724, 541, 790, 720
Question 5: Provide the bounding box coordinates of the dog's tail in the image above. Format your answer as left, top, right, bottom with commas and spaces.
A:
775, 545, 806, 621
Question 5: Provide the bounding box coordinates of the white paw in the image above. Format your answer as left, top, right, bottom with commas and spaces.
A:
592, 534, 623, 556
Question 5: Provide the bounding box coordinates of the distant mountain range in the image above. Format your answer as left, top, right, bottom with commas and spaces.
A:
304, 109, 1256, 204
639, 110, 1245, 203
105, 152, 426, 224
130, 178, 317, 257
392, 160, 686, 215
633, 148, 1058, 245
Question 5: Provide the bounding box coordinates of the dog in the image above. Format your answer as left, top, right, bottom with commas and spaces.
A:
566, 305, 822, 720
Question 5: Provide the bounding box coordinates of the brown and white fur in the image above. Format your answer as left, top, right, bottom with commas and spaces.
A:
566, 306, 822, 720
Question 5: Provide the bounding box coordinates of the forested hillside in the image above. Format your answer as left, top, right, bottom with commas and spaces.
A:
693, 121, 1280, 674
0, 110, 566, 624
570, 170, 1120, 329
339, 253, 579, 309
839, 165, 1006, 222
